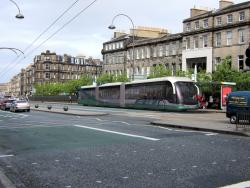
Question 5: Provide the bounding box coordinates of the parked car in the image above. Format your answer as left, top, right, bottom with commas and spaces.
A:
0, 99, 7, 109
10, 100, 30, 112
0, 99, 16, 111
226, 91, 250, 124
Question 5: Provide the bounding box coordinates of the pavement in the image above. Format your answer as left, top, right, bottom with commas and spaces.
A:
29, 101, 250, 137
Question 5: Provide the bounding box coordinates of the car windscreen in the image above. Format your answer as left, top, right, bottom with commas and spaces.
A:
175, 82, 198, 105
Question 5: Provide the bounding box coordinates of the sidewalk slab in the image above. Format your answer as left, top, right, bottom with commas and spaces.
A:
151, 121, 250, 137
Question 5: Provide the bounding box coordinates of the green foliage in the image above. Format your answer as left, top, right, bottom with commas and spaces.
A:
148, 64, 172, 78
34, 76, 92, 96
96, 73, 129, 85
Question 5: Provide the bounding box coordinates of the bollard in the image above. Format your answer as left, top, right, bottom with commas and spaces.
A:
47, 105, 52, 110
63, 106, 68, 111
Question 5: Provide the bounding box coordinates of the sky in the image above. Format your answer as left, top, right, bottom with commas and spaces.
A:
0, 0, 247, 83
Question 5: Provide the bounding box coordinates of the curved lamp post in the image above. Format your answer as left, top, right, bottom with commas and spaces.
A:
108, 13, 135, 81
0, 47, 24, 56
9, 0, 24, 19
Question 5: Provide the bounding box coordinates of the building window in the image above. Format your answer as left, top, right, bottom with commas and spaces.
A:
171, 43, 176, 55
227, 14, 233, 23
120, 42, 123, 48
203, 35, 208, 47
146, 47, 150, 58
45, 64, 50, 70
203, 19, 208, 28
186, 38, 190, 49
195, 21, 199, 30
109, 44, 112, 50
239, 12, 245, 21
186, 23, 191, 31
216, 17, 222, 25
105, 45, 108, 51
127, 51, 130, 60
165, 44, 169, 56
153, 47, 157, 57
239, 29, 245, 43
136, 49, 140, 59
194, 36, 199, 49
158, 46, 163, 57
227, 31, 233, 45
116, 43, 119, 49
238, 55, 244, 70
141, 48, 145, 59
45, 73, 50, 79
215, 57, 221, 70
216, 33, 221, 47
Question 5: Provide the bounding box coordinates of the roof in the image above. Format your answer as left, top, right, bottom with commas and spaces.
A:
128, 33, 182, 47
183, 1, 250, 23
125, 77, 193, 85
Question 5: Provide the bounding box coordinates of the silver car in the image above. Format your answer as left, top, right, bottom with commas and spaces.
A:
10, 100, 30, 112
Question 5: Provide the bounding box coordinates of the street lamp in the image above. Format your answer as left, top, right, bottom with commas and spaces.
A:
9, 0, 24, 19
108, 13, 135, 81
0, 47, 24, 56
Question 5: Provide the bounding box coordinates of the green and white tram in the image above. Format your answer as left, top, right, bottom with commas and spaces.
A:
78, 77, 199, 111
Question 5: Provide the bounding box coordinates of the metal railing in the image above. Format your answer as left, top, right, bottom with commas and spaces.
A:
236, 112, 250, 130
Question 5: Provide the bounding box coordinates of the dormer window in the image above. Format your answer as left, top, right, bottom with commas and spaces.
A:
239, 12, 245, 21
227, 14, 233, 23
195, 21, 199, 30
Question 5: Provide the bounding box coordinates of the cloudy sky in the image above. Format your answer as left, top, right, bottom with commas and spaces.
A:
0, 0, 246, 82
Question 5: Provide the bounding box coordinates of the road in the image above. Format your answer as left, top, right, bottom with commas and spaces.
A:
0, 109, 250, 188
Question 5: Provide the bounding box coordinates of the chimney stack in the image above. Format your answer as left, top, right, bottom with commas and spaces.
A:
190, 8, 209, 17
219, 0, 234, 9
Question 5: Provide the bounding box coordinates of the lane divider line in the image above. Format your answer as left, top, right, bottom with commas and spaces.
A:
0, 155, 14, 158
74, 125, 160, 141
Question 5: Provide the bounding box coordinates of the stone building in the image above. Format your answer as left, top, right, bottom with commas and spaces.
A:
182, 0, 250, 73
8, 50, 102, 97
102, 27, 170, 78
103, 0, 250, 78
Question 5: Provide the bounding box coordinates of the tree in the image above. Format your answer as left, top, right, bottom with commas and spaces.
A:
148, 64, 172, 78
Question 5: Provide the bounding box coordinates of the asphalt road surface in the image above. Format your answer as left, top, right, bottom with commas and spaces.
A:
0, 109, 250, 188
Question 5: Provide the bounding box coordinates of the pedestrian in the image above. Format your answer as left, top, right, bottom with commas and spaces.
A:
69, 95, 72, 103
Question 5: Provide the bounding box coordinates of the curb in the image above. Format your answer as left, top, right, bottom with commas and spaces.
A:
0, 167, 16, 188
31, 108, 109, 116
150, 121, 250, 137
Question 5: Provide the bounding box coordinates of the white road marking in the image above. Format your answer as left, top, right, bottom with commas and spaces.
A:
171, 169, 176, 171
220, 181, 250, 188
96, 181, 102, 184
147, 172, 153, 175
192, 165, 197, 168
31, 163, 38, 165
122, 177, 129, 179
205, 133, 218, 136
95, 118, 103, 122
212, 162, 217, 165
0, 155, 14, 158
74, 125, 160, 141
111, 121, 130, 125
231, 159, 237, 162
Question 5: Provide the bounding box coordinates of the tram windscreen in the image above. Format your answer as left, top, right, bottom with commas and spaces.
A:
175, 82, 198, 105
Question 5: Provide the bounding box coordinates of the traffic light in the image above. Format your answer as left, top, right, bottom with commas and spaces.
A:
245, 44, 250, 67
